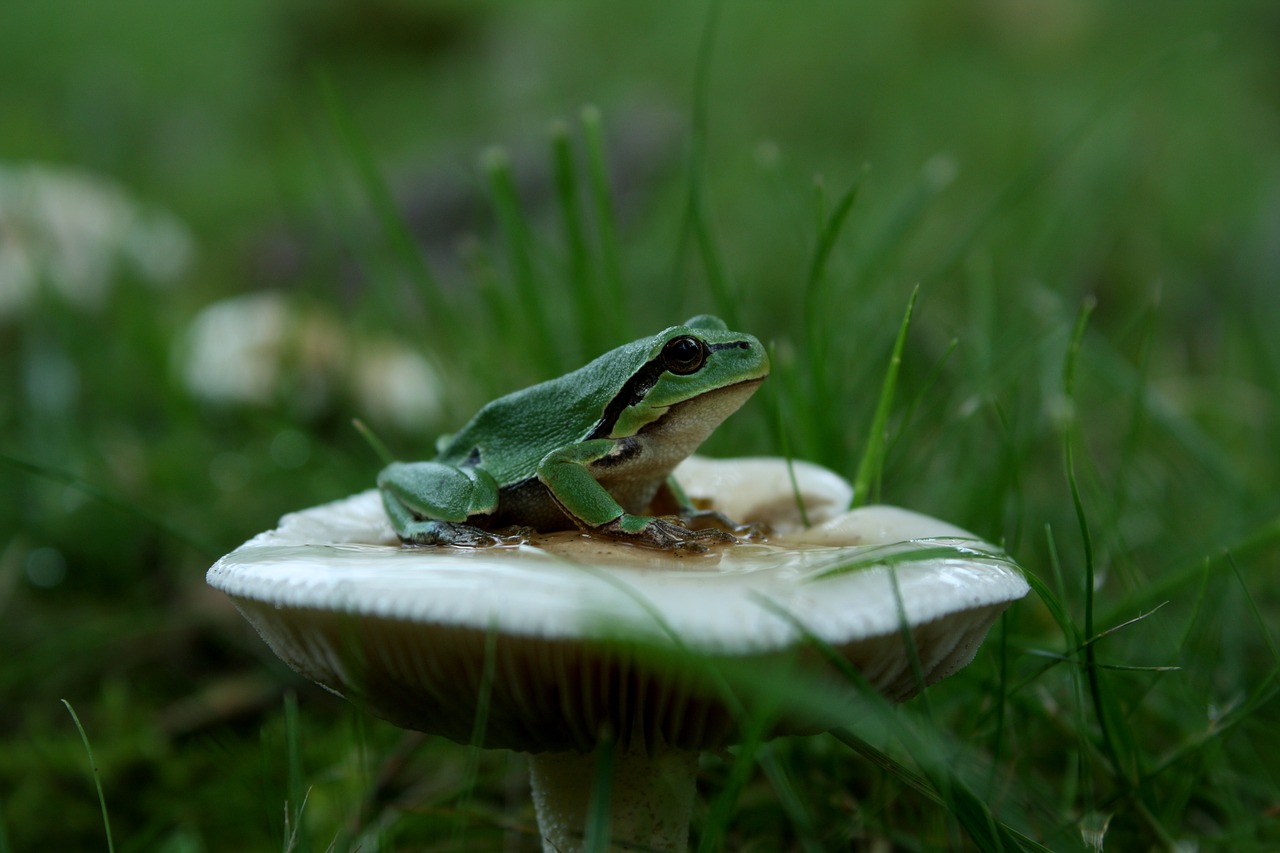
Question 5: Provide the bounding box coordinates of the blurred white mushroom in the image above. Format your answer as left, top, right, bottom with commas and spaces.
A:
179, 292, 443, 428
0, 162, 193, 319
349, 339, 444, 431
208, 457, 1029, 851
180, 292, 296, 406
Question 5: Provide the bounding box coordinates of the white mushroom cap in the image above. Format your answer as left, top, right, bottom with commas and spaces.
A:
672, 455, 854, 530
208, 457, 1028, 753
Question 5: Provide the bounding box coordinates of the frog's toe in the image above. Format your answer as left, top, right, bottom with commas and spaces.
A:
598, 516, 738, 553
729, 521, 770, 542
397, 519, 505, 548
683, 526, 737, 550
446, 527, 508, 548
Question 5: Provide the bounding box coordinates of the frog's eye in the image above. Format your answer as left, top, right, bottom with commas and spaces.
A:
662, 335, 707, 375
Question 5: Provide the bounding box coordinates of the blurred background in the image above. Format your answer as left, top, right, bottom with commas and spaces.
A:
3, 0, 1279, 849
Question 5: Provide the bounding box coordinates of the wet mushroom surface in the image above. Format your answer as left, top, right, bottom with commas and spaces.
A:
208, 456, 1029, 850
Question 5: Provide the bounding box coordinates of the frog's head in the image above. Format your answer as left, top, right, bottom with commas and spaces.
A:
598, 315, 769, 440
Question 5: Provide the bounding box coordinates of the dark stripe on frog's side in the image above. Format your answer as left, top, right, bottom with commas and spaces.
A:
585, 356, 667, 441
586, 436, 642, 470
586, 339, 755, 441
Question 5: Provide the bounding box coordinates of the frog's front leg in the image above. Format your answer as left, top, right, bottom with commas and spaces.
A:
537, 441, 735, 553
377, 461, 504, 547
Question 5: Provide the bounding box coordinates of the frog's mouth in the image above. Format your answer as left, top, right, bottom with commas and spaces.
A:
639, 376, 766, 443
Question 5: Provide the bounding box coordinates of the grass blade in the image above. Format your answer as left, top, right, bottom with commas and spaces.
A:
750, 599, 1054, 853
1, 452, 216, 556
755, 745, 822, 853
581, 105, 627, 340
581, 731, 616, 852
803, 170, 867, 457
852, 155, 955, 284
697, 698, 778, 853
454, 620, 500, 844
683, 0, 740, 326
316, 71, 452, 335
550, 121, 602, 360
61, 699, 115, 853
805, 541, 1017, 584
1061, 298, 1133, 788
283, 691, 311, 853
851, 286, 918, 507
352, 418, 394, 465
483, 146, 559, 374
804, 170, 867, 374
761, 342, 813, 528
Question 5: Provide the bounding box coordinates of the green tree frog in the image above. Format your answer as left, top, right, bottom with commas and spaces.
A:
378, 315, 768, 552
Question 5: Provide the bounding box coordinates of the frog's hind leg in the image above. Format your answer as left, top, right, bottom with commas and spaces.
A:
377, 461, 501, 547
379, 492, 500, 547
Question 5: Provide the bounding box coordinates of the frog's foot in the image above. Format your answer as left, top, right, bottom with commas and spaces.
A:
726, 521, 770, 542
681, 509, 770, 541
397, 519, 510, 548
597, 515, 737, 554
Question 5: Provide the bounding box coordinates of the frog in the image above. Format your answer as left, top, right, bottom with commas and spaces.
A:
377, 315, 769, 553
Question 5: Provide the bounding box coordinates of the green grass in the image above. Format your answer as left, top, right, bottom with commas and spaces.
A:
3, 0, 1280, 849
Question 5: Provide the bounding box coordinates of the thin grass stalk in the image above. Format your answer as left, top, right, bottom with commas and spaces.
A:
454, 621, 500, 844
1086, 333, 1247, 495
62, 700, 115, 853
463, 238, 525, 388
988, 401, 1028, 555
1063, 298, 1132, 791
760, 342, 813, 527
351, 418, 394, 466
1111, 297, 1159, 543
885, 337, 958, 462
852, 286, 918, 507
550, 122, 601, 361
283, 692, 310, 853
850, 157, 953, 286
316, 72, 453, 337
580, 106, 627, 342
483, 147, 559, 375
987, 612, 1012, 799
684, 0, 740, 328
581, 731, 616, 852
803, 172, 866, 457
1226, 554, 1280, 670
803, 171, 865, 385
0, 452, 217, 556
751, 600, 1051, 852
1103, 516, 1280, 623
1178, 558, 1214, 653
697, 695, 779, 852
928, 36, 1217, 283
1039, 526, 1100, 831
755, 745, 822, 852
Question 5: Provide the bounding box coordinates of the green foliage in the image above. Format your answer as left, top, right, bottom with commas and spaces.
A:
3, 0, 1279, 849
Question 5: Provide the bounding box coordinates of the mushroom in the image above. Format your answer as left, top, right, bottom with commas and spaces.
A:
207, 456, 1028, 851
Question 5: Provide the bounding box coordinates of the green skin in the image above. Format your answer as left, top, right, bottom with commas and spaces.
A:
378, 315, 769, 552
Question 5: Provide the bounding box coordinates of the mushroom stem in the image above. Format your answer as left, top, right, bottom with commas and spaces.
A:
527, 745, 699, 852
